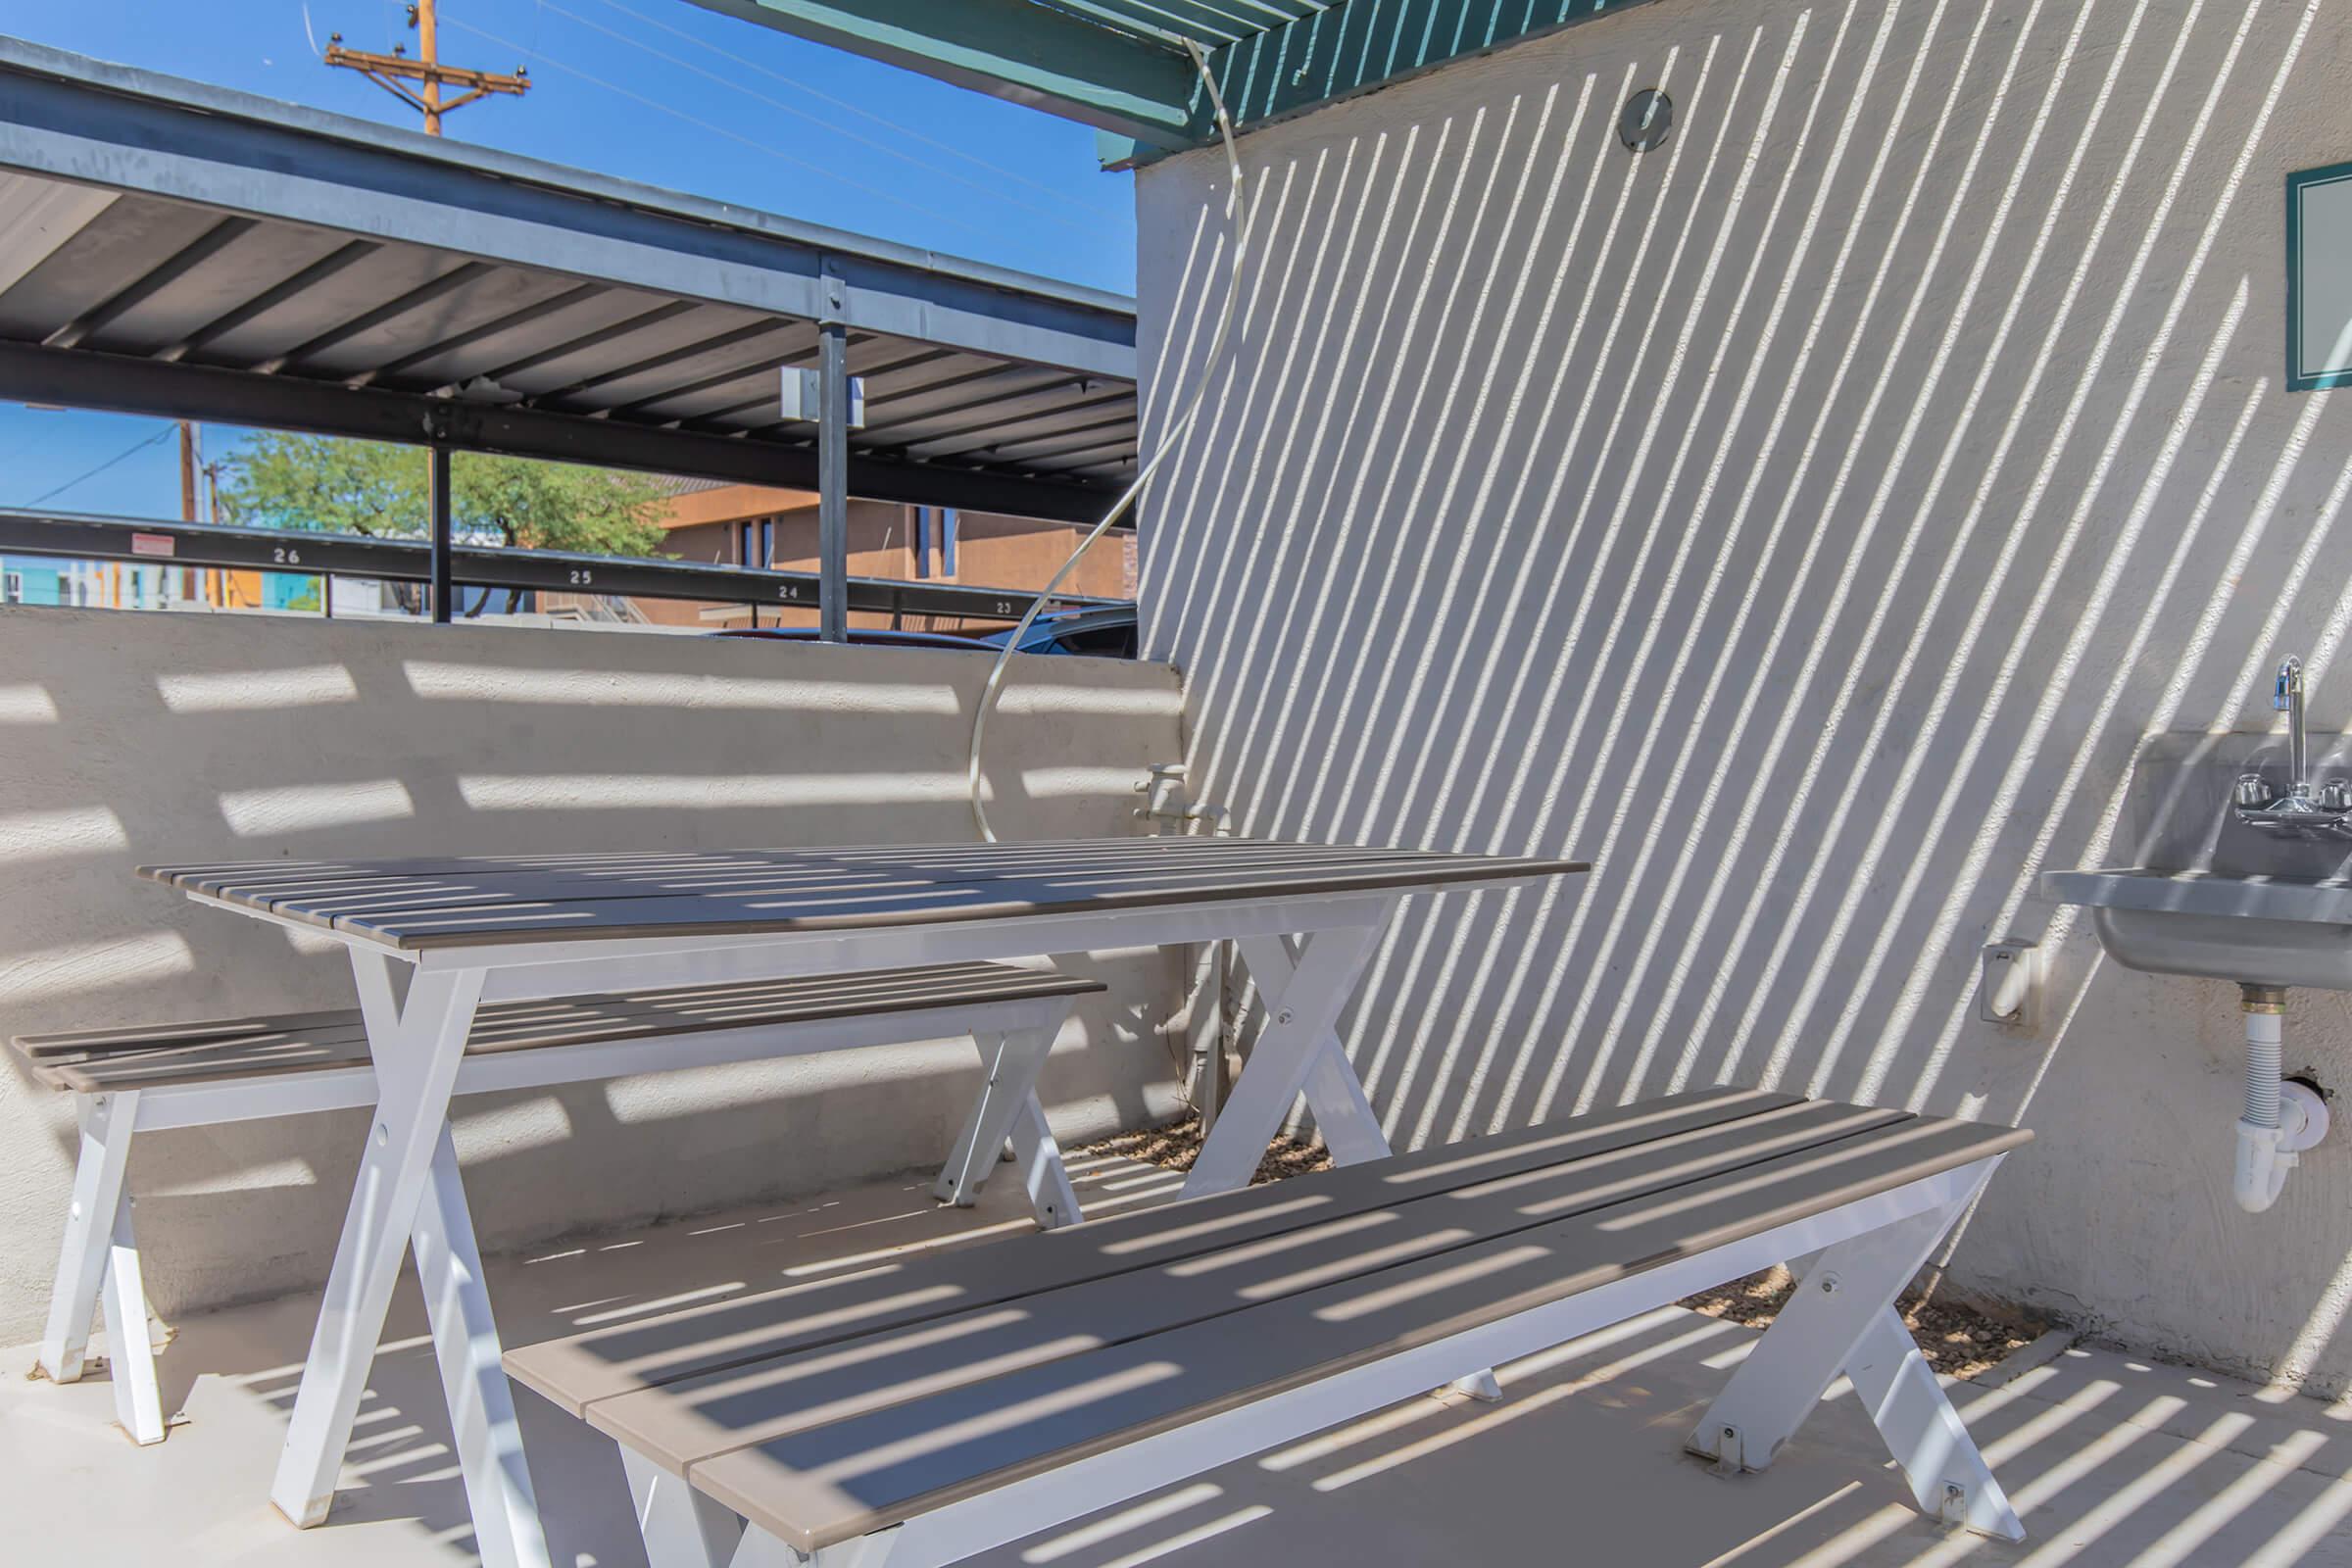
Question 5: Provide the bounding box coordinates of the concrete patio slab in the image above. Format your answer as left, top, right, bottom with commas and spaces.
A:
5, 1152, 2348, 1568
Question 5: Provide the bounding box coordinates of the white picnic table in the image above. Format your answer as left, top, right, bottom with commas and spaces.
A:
139, 835, 1586, 1568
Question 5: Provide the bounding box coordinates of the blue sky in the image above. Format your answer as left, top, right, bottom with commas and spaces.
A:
0, 0, 1137, 518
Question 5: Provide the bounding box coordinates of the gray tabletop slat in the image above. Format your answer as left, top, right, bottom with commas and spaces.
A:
137, 837, 1398, 890
581, 1100, 1905, 1471
501, 1088, 1794, 1416
138, 840, 1591, 951
19, 962, 1102, 1093
333, 858, 1587, 951
687, 1115, 2032, 1551
161, 844, 1462, 924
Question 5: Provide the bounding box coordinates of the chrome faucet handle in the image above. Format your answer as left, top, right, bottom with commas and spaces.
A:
2236, 773, 2274, 809
2278, 656, 2305, 710
2322, 780, 2351, 813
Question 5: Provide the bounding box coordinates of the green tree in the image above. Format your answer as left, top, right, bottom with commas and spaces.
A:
216, 433, 670, 556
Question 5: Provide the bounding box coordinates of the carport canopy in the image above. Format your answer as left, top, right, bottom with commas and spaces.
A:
0, 38, 1140, 549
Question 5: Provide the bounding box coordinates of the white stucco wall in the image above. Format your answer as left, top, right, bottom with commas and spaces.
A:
0, 607, 1186, 1341
1137, 0, 2352, 1389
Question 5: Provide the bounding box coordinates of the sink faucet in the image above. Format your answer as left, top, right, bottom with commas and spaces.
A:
2236, 654, 2351, 833
2279, 656, 2308, 801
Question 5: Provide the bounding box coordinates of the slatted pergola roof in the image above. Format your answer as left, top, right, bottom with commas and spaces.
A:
689, 0, 1667, 166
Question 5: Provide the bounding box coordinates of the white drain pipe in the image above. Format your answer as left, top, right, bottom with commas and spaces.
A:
2234, 985, 2329, 1213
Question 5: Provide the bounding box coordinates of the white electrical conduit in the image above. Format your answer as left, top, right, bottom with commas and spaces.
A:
967, 39, 1250, 842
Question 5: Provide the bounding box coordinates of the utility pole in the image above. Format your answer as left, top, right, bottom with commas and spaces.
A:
177, 419, 205, 606
322, 1, 528, 137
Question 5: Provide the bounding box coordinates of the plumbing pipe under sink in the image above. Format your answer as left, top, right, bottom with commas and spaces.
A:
2234, 984, 2329, 1213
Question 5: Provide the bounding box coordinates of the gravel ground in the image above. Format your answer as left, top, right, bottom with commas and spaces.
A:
1072, 1116, 2043, 1379
1680, 1265, 2043, 1379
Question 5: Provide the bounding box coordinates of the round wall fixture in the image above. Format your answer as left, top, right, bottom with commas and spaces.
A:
1619, 88, 1673, 152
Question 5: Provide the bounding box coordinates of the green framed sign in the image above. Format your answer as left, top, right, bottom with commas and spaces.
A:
2289, 160, 2352, 392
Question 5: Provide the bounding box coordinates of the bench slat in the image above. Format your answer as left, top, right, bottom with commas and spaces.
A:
581, 1099, 1906, 1473
14, 962, 1102, 1094
501, 1088, 1800, 1416
686, 1113, 2031, 1551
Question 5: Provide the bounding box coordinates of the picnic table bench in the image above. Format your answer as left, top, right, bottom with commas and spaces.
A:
17, 962, 1103, 1447
508, 1087, 2032, 1567
121, 835, 1586, 1568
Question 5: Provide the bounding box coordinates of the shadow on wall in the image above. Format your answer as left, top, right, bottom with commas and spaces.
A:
0, 609, 1186, 1335
1136, 0, 2352, 1390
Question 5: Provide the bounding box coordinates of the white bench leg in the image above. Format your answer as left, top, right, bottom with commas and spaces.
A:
415, 1123, 549, 1568
624, 1447, 744, 1568
1007, 1094, 1081, 1229
1185, 922, 1391, 1198
1685, 1187, 2024, 1541
100, 1184, 167, 1445
39, 1088, 139, 1386
932, 1027, 1056, 1209
270, 958, 485, 1529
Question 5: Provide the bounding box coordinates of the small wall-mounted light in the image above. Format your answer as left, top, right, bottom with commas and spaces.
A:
1619, 88, 1673, 153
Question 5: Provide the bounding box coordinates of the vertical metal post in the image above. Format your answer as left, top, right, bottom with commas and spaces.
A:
427, 444, 453, 623
817, 266, 850, 644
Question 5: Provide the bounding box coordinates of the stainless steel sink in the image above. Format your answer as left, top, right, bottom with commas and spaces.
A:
2040, 867, 2352, 990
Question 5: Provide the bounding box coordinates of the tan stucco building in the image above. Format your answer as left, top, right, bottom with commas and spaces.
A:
643, 480, 1135, 633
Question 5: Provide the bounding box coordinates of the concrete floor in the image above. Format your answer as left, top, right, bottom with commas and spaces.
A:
7, 1150, 2352, 1568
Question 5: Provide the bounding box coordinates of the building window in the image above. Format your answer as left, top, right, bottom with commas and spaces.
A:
2, 571, 20, 605
913, 507, 931, 578
738, 517, 776, 568
939, 509, 958, 577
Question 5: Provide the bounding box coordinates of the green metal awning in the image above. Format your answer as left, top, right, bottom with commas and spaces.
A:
689, 0, 1666, 167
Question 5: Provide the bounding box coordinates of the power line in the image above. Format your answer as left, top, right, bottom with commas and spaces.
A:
537, 0, 1104, 235
24, 423, 175, 508
440, 13, 1001, 240
577, 0, 1126, 222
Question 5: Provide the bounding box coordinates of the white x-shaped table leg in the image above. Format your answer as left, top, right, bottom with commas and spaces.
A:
269, 952, 549, 1567
1182, 917, 1393, 1199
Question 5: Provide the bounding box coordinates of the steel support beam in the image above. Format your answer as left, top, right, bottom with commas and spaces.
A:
0, 341, 1119, 525
684, 0, 1201, 152
0, 509, 1124, 621
427, 444, 454, 623
818, 318, 851, 644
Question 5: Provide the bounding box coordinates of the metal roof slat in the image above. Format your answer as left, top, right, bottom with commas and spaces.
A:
478, 299, 705, 384
856, 371, 1098, 438
607, 331, 827, 419
42, 216, 260, 352
260, 260, 497, 374
160, 238, 383, 364
879, 391, 1137, 459
359, 280, 608, 388
929, 413, 1140, 464
537, 319, 803, 406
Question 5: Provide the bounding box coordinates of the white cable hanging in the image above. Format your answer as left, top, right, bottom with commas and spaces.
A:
966, 39, 1250, 842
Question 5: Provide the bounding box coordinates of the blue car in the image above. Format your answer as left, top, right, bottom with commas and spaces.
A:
981, 605, 1138, 659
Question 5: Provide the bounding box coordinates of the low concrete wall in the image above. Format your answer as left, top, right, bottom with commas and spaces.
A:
0, 606, 1187, 1340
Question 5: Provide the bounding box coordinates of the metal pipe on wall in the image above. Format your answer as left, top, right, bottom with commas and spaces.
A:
427, 444, 453, 623
817, 274, 850, 643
